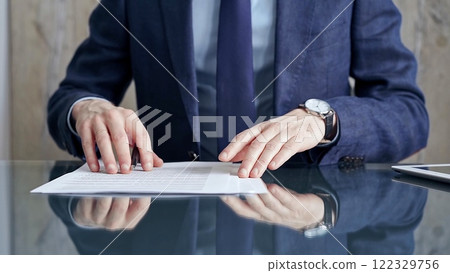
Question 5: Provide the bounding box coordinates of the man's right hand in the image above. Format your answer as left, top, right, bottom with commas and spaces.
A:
72, 99, 163, 174
73, 197, 151, 230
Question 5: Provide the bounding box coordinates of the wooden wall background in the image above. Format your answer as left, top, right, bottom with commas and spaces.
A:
10, 0, 136, 161
9, 0, 450, 163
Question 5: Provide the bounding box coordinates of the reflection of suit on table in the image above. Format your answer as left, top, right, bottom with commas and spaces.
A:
49, 162, 427, 254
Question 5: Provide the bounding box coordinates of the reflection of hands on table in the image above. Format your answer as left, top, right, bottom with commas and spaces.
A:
73, 197, 151, 231
221, 184, 325, 231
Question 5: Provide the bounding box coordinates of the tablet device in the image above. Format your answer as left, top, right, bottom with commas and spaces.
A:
392, 164, 450, 184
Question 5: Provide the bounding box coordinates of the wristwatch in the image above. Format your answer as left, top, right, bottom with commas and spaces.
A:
299, 99, 335, 143
300, 193, 335, 238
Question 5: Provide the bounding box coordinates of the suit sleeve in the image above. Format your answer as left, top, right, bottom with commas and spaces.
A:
47, 0, 131, 158
317, 0, 429, 164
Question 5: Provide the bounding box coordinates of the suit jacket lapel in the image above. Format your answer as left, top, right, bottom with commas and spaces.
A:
160, 0, 198, 129
274, 0, 316, 115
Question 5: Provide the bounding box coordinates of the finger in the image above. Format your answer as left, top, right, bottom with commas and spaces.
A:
236, 137, 269, 178
238, 136, 271, 178
135, 123, 154, 171
123, 109, 138, 146
218, 127, 260, 162
252, 136, 284, 176
79, 124, 100, 172
259, 186, 291, 217
105, 111, 131, 174
268, 184, 300, 210
91, 197, 113, 225
125, 112, 154, 171
270, 186, 324, 228
152, 152, 164, 167
93, 118, 117, 174
267, 115, 323, 170
245, 194, 280, 222
239, 123, 282, 177
73, 197, 95, 226
268, 137, 299, 170
104, 198, 130, 230
228, 145, 249, 162
125, 198, 151, 229
220, 196, 262, 220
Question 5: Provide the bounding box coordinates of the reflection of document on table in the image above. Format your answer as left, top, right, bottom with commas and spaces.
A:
31, 162, 267, 195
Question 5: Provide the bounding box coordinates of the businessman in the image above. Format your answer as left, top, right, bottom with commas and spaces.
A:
47, 0, 429, 253
48, 0, 428, 173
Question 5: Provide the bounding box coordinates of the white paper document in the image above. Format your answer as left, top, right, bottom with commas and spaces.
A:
31, 162, 267, 195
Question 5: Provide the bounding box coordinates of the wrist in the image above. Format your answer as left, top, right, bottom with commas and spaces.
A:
298, 99, 336, 142
71, 100, 91, 122
299, 193, 337, 238
302, 193, 325, 227
72, 99, 112, 121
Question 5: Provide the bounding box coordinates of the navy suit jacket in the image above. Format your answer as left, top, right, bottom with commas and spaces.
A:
48, 0, 429, 164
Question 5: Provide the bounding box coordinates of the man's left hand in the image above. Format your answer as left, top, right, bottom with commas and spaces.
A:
218, 108, 326, 178
221, 184, 324, 231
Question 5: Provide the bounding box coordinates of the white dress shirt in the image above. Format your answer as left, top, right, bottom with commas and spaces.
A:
193, 0, 276, 160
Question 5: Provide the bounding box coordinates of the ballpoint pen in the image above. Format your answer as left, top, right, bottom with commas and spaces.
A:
131, 146, 140, 170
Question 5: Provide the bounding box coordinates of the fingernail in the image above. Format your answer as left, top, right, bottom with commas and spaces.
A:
121, 164, 129, 172
269, 161, 276, 168
89, 164, 98, 172
220, 152, 228, 160
238, 168, 248, 177
251, 168, 259, 177
144, 163, 153, 170
107, 164, 116, 173
270, 187, 277, 194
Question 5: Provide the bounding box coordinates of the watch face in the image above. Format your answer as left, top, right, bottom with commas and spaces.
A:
305, 99, 331, 115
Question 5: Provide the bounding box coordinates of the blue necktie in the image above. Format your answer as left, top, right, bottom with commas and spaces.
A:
216, 0, 256, 254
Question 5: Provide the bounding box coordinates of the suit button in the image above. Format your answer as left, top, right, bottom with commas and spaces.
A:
187, 151, 198, 161
338, 156, 364, 171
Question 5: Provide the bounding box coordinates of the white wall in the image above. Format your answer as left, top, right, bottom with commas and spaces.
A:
0, 0, 11, 254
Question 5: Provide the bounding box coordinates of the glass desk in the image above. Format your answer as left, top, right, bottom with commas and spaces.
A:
1, 160, 450, 255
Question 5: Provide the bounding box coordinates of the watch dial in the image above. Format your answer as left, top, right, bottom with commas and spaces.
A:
305, 99, 331, 114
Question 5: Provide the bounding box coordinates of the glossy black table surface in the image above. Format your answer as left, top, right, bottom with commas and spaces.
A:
1, 160, 449, 255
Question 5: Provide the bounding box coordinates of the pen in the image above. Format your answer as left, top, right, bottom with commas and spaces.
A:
131, 146, 140, 170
